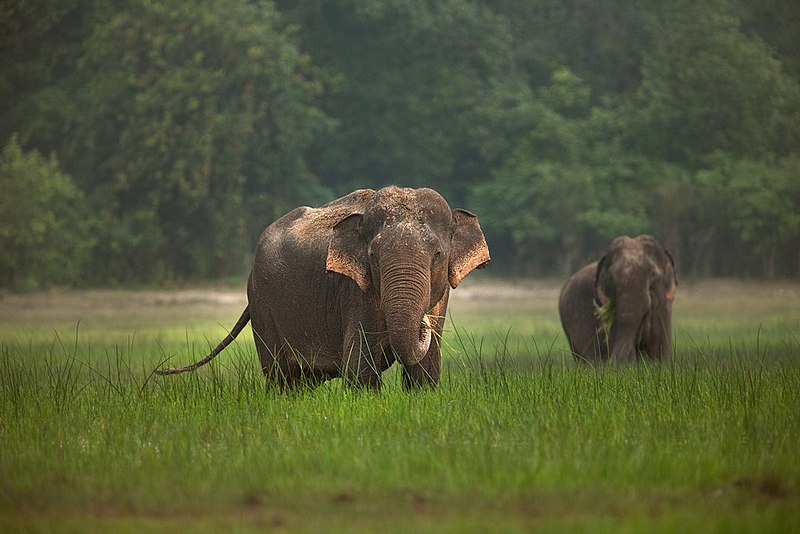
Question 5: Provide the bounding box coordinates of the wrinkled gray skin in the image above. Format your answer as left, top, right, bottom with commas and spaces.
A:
558, 235, 677, 363
157, 186, 490, 390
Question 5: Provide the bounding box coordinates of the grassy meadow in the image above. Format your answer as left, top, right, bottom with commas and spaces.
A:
1, 276, 799, 532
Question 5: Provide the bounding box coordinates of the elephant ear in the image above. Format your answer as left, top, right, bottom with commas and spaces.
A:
449, 209, 490, 289
594, 256, 610, 305
326, 213, 370, 292
664, 249, 677, 302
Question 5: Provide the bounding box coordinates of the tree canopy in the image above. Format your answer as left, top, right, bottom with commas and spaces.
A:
2, 0, 799, 289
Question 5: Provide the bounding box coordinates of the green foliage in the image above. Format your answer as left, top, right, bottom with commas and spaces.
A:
691, 156, 800, 276
0, 0, 85, 121
3, 0, 333, 286
0, 135, 93, 291
280, 0, 529, 203
66, 0, 332, 283
2, 0, 800, 286
470, 69, 653, 274
629, 0, 793, 166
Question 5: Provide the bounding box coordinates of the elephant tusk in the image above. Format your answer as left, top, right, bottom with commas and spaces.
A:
421, 313, 433, 330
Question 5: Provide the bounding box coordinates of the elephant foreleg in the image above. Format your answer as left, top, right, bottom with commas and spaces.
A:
640, 309, 673, 361
341, 331, 384, 391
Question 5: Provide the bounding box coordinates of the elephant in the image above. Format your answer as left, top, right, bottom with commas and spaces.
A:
156, 186, 490, 390
558, 235, 677, 363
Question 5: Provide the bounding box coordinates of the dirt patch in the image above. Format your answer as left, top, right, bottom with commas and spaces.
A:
1, 278, 797, 325
0, 288, 246, 324
0, 279, 557, 321
451, 278, 562, 302
675, 278, 800, 299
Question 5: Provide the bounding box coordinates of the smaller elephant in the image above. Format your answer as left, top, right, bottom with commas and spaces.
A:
558, 235, 677, 363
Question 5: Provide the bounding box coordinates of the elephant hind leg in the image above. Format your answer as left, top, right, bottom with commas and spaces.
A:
251, 316, 304, 391
250, 318, 319, 390
257, 345, 293, 392
268, 344, 334, 392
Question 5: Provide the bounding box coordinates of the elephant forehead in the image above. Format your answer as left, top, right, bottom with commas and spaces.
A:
371, 206, 452, 234
609, 237, 648, 260
613, 255, 656, 282
376, 223, 441, 246
611, 234, 663, 259
609, 235, 638, 251
619, 247, 645, 263
375, 185, 443, 203
373, 187, 450, 217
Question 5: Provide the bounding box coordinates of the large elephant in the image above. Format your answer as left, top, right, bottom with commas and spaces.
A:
558, 235, 677, 363
157, 186, 490, 390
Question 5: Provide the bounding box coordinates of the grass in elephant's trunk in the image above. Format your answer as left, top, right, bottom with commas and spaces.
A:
421, 312, 433, 338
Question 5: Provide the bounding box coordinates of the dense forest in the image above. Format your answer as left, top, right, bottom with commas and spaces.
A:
1, 0, 799, 290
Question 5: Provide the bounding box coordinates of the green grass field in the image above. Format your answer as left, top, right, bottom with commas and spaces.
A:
1, 277, 799, 532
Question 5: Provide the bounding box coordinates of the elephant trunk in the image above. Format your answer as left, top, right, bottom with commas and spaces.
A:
609, 306, 645, 363
380, 259, 432, 367
610, 327, 637, 362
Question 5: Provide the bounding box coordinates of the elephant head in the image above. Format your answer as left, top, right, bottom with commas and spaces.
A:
325, 186, 490, 366
594, 235, 677, 362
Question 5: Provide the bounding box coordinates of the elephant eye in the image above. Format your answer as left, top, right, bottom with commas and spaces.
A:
433, 249, 443, 262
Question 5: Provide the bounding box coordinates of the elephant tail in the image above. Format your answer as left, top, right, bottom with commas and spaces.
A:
155, 306, 251, 375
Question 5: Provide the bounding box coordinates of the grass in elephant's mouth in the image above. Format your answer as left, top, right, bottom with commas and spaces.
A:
1, 281, 799, 532
594, 299, 615, 334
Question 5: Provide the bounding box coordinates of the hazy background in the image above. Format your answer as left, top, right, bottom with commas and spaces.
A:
2, 0, 799, 290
